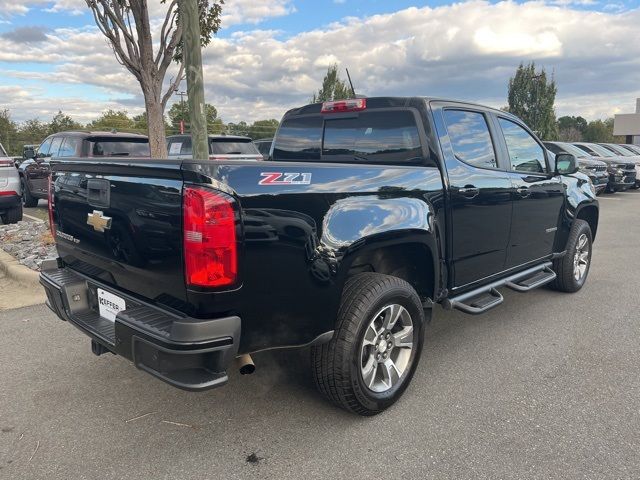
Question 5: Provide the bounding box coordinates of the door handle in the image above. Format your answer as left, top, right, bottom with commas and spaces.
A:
516, 187, 530, 198
459, 186, 479, 199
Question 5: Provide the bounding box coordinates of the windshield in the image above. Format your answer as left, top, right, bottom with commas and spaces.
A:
582, 143, 616, 157
604, 144, 634, 156
209, 139, 259, 155
558, 142, 591, 158
89, 138, 150, 157
0, 143, 7, 157
624, 144, 640, 154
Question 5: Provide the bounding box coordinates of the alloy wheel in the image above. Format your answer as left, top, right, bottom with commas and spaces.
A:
573, 233, 590, 281
360, 304, 414, 393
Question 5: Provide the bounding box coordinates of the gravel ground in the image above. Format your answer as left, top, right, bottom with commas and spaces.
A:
0, 220, 56, 271
0, 192, 639, 479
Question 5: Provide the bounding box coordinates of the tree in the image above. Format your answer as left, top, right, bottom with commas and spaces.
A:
557, 116, 587, 142
247, 119, 279, 139
583, 119, 614, 143
225, 121, 248, 136
0, 109, 19, 155
132, 112, 148, 131
167, 101, 220, 133
312, 64, 353, 103
48, 111, 82, 135
86, 0, 224, 158
19, 119, 50, 145
90, 109, 135, 131
507, 62, 558, 140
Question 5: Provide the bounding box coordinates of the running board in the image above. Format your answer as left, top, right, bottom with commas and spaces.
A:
505, 266, 556, 292
443, 262, 554, 315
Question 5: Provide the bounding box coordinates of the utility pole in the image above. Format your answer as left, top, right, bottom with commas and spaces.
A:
179, 0, 208, 160
175, 90, 187, 134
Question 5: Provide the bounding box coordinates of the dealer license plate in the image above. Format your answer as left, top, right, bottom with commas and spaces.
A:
97, 288, 126, 322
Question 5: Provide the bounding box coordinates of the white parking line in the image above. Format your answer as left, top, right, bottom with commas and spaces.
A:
23, 213, 45, 223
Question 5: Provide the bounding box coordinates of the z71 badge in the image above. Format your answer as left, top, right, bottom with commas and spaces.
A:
259, 172, 312, 186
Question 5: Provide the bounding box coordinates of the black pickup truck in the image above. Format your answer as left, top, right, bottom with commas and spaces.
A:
40, 97, 598, 415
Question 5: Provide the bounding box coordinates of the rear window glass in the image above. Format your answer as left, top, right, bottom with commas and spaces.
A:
89, 138, 150, 157
209, 139, 259, 155
273, 111, 423, 164
323, 111, 422, 163
272, 116, 323, 160
0, 144, 7, 157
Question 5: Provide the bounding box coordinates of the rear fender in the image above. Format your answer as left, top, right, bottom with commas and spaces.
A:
324, 195, 440, 301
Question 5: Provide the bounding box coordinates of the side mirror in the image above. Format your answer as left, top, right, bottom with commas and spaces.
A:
555, 153, 578, 175
23, 148, 35, 159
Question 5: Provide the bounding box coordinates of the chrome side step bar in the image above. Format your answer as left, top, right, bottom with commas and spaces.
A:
443, 262, 555, 315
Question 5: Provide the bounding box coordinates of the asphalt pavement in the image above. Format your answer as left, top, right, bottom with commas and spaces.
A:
1, 192, 639, 479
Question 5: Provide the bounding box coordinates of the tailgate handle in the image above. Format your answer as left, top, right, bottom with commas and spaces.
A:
87, 179, 111, 208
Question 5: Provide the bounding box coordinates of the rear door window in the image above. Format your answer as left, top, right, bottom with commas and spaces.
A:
443, 110, 497, 169
322, 110, 422, 164
58, 137, 80, 157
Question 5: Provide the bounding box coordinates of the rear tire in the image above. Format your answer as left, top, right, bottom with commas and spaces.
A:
21, 178, 38, 208
1, 205, 23, 224
311, 273, 426, 416
550, 219, 592, 293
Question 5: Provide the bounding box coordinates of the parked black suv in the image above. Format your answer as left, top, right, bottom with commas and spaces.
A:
572, 142, 636, 192
41, 97, 598, 415
544, 141, 608, 194
19, 131, 150, 207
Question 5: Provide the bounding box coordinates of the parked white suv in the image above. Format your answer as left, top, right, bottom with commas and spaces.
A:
0, 142, 22, 224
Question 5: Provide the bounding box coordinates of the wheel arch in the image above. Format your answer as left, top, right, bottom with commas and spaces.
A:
575, 203, 599, 241
338, 232, 439, 302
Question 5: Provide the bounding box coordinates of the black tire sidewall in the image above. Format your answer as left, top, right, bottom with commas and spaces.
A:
565, 221, 593, 291
347, 282, 424, 413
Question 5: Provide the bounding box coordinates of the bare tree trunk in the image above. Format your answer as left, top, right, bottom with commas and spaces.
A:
144, 90, 168, 158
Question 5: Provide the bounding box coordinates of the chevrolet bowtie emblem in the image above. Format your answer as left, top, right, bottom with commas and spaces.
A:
87, 210, 112, 232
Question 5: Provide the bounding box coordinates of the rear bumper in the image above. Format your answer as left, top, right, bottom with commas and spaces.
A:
40, 264, 240, 391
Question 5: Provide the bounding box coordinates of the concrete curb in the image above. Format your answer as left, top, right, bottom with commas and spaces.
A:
0, 249, 47, 303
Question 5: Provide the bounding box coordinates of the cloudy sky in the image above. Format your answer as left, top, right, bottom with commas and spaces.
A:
0, 0, 639, 125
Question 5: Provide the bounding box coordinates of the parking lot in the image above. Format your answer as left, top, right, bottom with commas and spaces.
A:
1, 192, 639, 479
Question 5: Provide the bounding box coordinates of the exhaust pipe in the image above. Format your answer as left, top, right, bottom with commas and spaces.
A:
236, 354, 255, 375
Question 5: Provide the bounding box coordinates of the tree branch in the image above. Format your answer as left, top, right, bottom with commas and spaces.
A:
161, 62, 185, 110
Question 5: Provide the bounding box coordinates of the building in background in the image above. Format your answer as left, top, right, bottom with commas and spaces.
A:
614, 99, 640, 145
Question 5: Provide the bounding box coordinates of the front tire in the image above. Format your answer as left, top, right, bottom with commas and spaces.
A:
550, 219, 592, 293
21, 178, 38, 208
311, 273, 426, 416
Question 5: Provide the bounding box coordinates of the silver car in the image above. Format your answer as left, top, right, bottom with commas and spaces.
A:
0, 142, 23, 224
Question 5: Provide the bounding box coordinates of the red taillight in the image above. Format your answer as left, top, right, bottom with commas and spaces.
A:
183, 185, 237, 288
321, 98, 366, 114
48, 174, 55, 237
0, 191, 18, 196
0, 160, 14, 167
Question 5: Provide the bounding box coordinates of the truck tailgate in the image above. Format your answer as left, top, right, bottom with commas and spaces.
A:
51, 159, 188, 310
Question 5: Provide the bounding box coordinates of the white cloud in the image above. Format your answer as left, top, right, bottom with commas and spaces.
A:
0, 0, 29, 18
222, 0, 296, 26
2, 1, 640, 125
